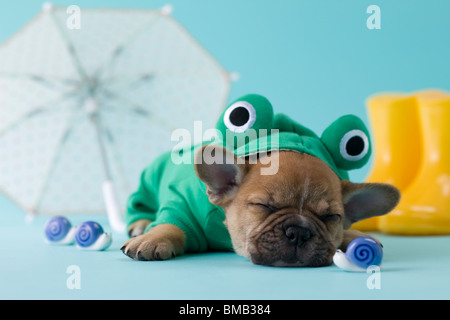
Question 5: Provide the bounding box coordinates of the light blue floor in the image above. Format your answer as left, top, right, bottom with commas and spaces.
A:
1, 195, 450, 300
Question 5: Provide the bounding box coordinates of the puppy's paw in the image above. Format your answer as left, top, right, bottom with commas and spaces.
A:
121, 224, 186, 261
127, 219, 152, 238
121, 235, 175, 261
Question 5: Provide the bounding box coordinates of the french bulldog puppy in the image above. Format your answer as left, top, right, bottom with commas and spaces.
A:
121, 146, 400, 267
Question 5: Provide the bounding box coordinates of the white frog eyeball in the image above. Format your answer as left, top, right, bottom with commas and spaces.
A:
223, 100, 256, 133
339, 129, 370, 161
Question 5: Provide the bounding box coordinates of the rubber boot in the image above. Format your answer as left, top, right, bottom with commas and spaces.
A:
378, 91, 450, 235
352, 93, 423, 231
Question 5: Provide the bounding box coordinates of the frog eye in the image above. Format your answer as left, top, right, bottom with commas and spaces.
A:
321, 115, 371, 170
339, 129, 369, 161
215, 94, 274, 150
223, 100, 256, 133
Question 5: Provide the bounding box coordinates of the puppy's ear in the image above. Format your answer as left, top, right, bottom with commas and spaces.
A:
194, 145, 247, 206
341, 180, 400, 229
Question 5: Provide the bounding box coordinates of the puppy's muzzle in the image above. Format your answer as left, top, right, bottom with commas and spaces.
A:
248, 215, 333, 267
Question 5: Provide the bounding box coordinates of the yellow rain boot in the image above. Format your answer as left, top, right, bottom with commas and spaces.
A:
378, 91, 450, 235
352, 93, 423, 231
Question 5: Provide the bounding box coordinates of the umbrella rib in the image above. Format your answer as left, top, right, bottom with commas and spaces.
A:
94, 12, 163, 80
48, 9, 89, 81
0, 89, 79, 139
100, 72, 154, 89
99, 87, 176, 130
99, 87, 151, 115
0, 72, 79, 90
33, 108, 83, 214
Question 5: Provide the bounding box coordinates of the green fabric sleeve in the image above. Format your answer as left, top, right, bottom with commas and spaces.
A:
125, 168, 158, 227
145, 200, 208, 253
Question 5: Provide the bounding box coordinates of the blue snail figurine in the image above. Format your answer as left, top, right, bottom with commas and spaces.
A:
44, 216, 76, 245
75, 221, 112, 251
333, 237, 383, 272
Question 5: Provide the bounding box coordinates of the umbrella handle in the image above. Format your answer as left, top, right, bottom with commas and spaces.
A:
103, 180, 126, 233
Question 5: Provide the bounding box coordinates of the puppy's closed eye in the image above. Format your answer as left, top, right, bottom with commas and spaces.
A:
250, 202, 278, 213
319, 213, 341, 223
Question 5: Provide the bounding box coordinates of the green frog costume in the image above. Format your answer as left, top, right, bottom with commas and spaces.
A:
125, 94, 371, 252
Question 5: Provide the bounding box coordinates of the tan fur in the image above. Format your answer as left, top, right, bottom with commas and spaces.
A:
221, 151, 345, 266
122, 224, 186, 261
127, 219, 152, 238
122, 148, 399, 266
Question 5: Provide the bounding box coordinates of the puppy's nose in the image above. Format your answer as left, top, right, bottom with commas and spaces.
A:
284, 225, 311, 246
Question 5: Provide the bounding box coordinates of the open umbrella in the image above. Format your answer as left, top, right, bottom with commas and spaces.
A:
0, 4, 232, 232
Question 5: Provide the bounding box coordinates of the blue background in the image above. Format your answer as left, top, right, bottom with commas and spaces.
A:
2, 0, 450, 182
1, 0, 450, 300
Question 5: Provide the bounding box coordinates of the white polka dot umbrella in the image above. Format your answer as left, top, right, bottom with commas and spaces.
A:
0, 4, 231, 232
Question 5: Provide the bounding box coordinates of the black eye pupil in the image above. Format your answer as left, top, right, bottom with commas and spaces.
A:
229, 106, 250, 127
346, 136, 365, 156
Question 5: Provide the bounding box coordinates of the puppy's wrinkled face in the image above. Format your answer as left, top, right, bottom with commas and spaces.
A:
225, 152, 343, 267
195, 147, 400, 267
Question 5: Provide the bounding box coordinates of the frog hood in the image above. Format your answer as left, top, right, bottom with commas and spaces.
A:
213, 94, 371, 180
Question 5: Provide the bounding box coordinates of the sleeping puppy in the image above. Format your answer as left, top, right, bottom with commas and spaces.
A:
121, 146, 400, 267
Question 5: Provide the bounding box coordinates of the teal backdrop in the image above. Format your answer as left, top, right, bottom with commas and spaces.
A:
1, 0, 450, 301
2, 0, 449, 183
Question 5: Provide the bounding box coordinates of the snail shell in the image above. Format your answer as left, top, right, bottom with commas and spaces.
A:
75, 221, 112, 251
346, 237, 383, 269
333, 237, 383, 272
44, 216, 76, 245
